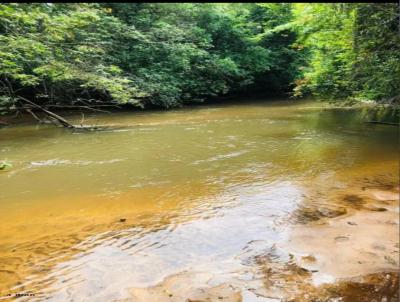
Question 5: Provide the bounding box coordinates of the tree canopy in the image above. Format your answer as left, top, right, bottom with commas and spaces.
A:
0, 3, 398, 115
292, 3, 400, 103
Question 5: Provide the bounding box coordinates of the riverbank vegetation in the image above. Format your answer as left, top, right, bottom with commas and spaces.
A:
0, 3, 399, 117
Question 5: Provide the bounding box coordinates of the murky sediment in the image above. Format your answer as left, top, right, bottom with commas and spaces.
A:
0, 100, 398, 301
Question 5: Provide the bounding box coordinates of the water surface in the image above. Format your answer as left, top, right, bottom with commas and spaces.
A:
0, 100, 398, 301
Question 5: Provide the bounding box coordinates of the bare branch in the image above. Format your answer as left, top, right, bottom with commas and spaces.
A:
17, 97, 75, 128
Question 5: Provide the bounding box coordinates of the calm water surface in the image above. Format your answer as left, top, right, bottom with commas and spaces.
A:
0, 100, 398, 301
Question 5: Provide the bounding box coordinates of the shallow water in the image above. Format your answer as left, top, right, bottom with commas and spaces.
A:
0, 100, 398, 301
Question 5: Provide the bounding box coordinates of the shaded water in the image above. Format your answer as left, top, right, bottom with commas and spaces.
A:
0, 100, 398, 301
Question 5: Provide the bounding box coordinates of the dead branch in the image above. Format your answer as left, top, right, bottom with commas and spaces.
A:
365, 121, 399, 126
18, 97, 75, 128
46, 105, 111, 113
80, 112, 85, 127
25, 108, 45, 123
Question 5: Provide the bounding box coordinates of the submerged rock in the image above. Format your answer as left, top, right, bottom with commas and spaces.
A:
342, 194, 365, 209
288, 272, 399, 302
369, 189, 399, 201
293, 205, 347, 224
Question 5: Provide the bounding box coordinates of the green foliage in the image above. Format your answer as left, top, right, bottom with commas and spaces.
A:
293, 3, 400, 103
0, 3, 397, 113
0, 3, 304, 110
0, 3, 143, 111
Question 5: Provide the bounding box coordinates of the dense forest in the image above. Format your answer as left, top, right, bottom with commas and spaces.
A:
0, 3, 399, 116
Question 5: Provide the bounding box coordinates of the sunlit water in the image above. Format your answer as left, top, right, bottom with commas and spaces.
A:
0, 100, 398, 301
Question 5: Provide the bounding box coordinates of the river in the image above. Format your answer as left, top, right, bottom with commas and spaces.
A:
0, 100, 398, 301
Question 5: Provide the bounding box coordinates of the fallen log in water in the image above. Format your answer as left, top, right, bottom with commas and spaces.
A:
365, 121, 399, 126
19, 97, 76, 128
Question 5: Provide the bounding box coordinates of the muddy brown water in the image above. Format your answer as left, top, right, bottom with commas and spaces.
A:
0, 100, 398, 301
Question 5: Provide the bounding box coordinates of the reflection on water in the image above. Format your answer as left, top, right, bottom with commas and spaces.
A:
28, 182, 298, 301
0, 100, 398, 301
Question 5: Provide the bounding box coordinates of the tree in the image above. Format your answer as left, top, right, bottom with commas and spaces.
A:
292, 3, 400, 104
